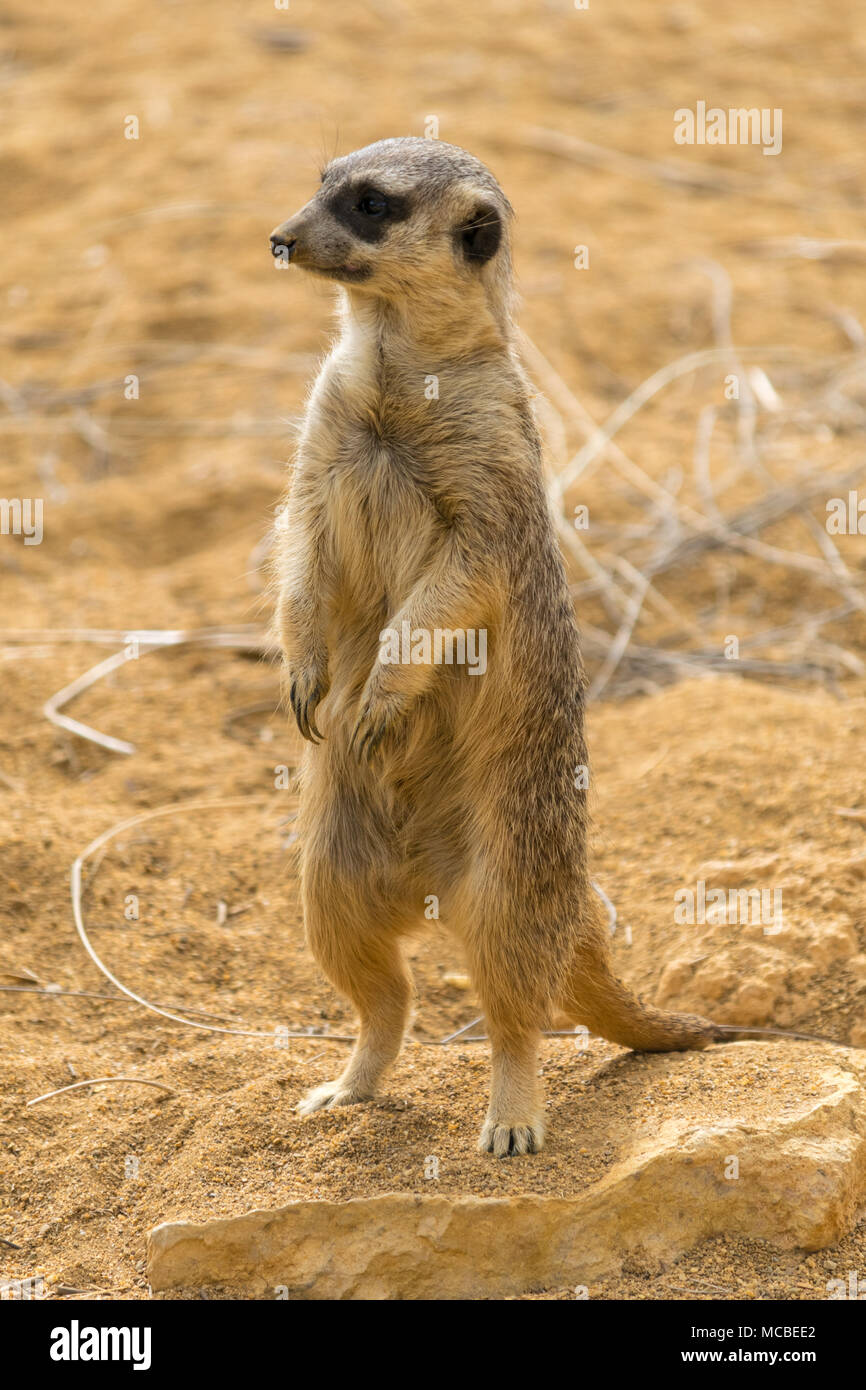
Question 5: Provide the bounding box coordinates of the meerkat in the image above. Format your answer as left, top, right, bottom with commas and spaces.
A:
268, 138, 742, 1157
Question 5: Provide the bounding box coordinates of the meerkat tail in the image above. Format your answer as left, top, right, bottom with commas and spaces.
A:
559, 943, 849, 1052
559, 941, 724, 1052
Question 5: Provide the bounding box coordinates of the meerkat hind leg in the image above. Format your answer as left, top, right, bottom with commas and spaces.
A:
462, 910, 548, 1155
478, 1024, 545, 1157
297, 886, 412, 1114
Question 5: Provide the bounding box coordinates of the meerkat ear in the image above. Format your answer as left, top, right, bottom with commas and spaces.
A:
459, 203, 502, 265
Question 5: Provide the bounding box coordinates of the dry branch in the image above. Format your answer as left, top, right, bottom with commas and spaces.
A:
27, 1077, 177, 1106
43, 627, 274, 754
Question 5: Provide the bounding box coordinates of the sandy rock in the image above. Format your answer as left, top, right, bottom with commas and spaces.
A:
148, 1055, 866, 1299
799, 920, 859, 968
657, 916, 858, 1026
658, 945, 791, 1021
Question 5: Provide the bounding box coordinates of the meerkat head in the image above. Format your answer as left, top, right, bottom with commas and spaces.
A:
269, 138, 513, 326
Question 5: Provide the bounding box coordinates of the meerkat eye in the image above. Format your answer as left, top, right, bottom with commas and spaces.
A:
356, 191, 388, 218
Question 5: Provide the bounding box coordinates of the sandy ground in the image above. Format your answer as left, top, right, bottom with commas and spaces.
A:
3, 673, 866, 1300
1, 0, 865, 1299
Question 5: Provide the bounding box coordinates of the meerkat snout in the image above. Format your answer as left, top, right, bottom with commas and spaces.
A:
269, 229, 297, 261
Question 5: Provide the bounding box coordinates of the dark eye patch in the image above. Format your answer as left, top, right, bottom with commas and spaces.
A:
322, 181, 412, 244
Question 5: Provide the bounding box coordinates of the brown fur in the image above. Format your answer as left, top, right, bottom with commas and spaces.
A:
269, 138, 724, 1156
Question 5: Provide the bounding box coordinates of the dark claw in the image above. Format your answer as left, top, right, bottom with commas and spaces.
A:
350, 698, 395, 763
302, 700, 321, 743
289, 678, 324, 743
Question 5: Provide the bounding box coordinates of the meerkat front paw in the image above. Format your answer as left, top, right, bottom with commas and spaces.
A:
349, 682, 408, 763
479, 1116, 546, 1158
286, 664, 329, 743
297, 1080, 374, 1114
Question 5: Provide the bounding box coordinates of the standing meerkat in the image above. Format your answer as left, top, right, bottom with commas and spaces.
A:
269, 137, 728, 1157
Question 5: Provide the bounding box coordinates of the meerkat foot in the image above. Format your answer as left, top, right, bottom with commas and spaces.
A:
479, 1116, 546, 1158
296, 1080, 374, 1115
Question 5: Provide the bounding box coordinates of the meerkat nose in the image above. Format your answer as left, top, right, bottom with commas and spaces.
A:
269, 230, 297, 261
